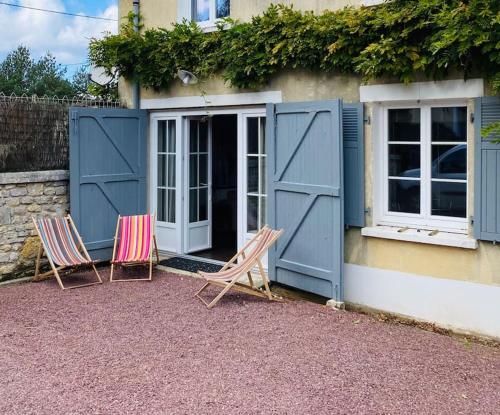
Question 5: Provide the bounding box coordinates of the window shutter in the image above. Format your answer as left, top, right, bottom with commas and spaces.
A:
343, 103, 365, 227
474, 96, 500, 241
177, 0, 191, 22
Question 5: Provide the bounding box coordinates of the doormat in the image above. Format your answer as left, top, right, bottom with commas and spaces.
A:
159, 257, 223, 274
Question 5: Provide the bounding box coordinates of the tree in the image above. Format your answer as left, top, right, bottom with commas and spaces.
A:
0, 46, 76, 97
0, 46, 118, 99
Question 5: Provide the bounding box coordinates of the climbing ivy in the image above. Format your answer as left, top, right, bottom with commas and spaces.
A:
89, 0, 499, 92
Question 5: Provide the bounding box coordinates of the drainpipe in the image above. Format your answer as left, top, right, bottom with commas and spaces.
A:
132, 0, 140, 109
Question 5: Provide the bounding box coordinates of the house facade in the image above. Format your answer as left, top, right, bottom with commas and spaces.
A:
117, 0, 500, 339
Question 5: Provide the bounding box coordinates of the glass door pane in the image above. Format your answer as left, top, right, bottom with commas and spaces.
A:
154, 116, 181, 254
157, 120, 176, 223
186, 117, 212, 253
188, 119, 210, 224
246, 116, 267, 232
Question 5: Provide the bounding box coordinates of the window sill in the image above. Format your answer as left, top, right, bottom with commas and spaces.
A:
361, 0, 385, 6
195, 20, 229, 33
197, 23, 218, 33
361, 226, 478, 249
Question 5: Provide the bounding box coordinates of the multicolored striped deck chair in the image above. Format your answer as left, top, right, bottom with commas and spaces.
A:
195, 226, 283, 309
32, 216, 103, 290
110, 214, 159, 282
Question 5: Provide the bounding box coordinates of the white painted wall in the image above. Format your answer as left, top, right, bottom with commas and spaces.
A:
344, 263, 500, 340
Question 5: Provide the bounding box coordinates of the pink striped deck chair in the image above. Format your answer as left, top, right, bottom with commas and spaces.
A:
110, 214, 159, 282
195, 226, 283, 309
32, 215, 103, 290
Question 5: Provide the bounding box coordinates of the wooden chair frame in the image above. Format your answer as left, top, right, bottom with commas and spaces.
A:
195, 226, 283, 309
32, 215, 103, 290
109, 214, 160, 282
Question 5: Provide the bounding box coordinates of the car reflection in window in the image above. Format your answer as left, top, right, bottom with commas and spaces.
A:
398, 145, 466, 218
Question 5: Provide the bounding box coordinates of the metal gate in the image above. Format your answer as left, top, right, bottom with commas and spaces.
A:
266, 100, 344, 301
69, 108, 148, 260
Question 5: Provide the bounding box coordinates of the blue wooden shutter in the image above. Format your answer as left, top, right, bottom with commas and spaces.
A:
343, 103, 365, 227
474, 97, 500, 242
70, 108, 148, 260
266, 100, 344, 301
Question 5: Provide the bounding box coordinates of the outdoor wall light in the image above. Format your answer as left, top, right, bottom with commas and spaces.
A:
177, 69, 199, 86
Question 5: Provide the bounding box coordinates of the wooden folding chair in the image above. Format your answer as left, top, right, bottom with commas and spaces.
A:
110, 214, 159, 282
195, 226, 283, 309
32, 215, 103, 290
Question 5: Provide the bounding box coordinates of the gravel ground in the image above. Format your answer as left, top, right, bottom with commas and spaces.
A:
0, 268, 499, 415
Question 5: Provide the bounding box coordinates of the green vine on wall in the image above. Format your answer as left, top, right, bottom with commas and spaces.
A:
89, 0, 499, 93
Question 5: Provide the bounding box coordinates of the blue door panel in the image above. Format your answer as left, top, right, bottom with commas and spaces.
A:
69, 108, 148, 260
267, 100, 344, 300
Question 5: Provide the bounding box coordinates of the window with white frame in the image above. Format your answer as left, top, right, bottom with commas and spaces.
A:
246, 117, 267, 233
377, 104, 468, 231
192, 0, 229, 25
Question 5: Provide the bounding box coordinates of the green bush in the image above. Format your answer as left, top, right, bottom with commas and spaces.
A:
89, 1, 499, 91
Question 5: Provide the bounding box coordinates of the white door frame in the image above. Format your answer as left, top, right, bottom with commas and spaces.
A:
149, 114, 183, 253
183, 116, 213, 253
149, 106, 267, 257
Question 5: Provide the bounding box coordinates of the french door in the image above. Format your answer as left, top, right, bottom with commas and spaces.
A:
151, 108, 266, 258
151, 117, 182, 253
184, 117, 212, 253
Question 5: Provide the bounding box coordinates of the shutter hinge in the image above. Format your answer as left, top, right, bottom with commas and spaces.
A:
470, 112, 475, 124
364, 115, 371, 125
470, 216, 474, 225
364, 207, 371, 215
71, 111, 78, 135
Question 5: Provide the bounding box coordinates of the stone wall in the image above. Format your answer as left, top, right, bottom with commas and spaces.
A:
0, 170, 69, 281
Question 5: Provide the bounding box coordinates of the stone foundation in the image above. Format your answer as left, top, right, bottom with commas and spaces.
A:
0, 170, 69, 281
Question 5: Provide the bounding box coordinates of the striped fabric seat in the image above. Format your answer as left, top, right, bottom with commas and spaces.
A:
35, 217, 90, 267
199, 227, 278, 282
113, 215, 152, 264
195, 226, 283, 309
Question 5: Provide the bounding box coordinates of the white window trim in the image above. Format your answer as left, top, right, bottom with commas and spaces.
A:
373, 99, 469, 233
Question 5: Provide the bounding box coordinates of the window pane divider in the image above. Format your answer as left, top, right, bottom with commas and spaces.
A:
431, 141, 466, 145
388, 176, 421, 181
430, 178, 467, 183
388, 141, 421, 145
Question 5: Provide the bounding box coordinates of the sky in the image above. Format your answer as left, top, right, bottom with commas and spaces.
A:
0, 0, 118, 78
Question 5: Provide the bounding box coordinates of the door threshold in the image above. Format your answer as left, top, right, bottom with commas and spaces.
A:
158, 250, 225, 266
182, 253, 226, 266
158, 251, 224, 275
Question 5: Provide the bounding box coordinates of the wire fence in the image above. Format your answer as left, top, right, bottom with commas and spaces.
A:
0, 93, 126, 173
